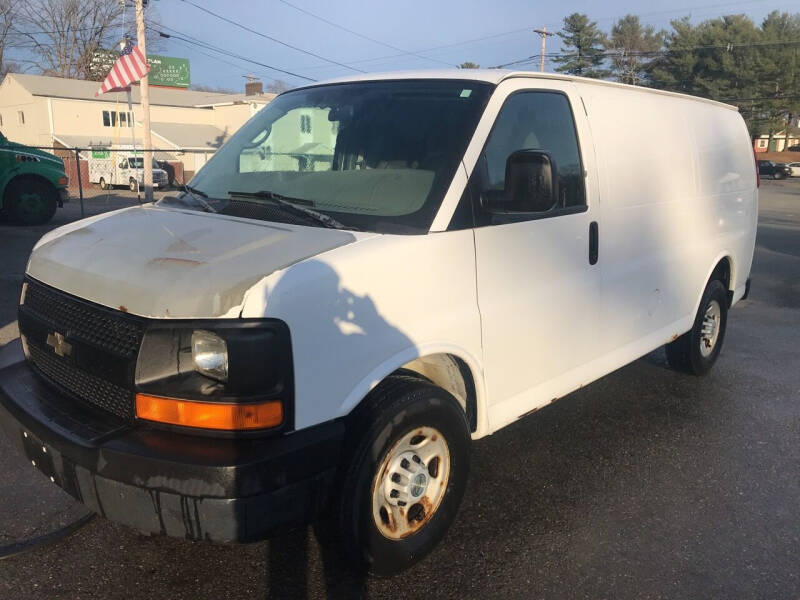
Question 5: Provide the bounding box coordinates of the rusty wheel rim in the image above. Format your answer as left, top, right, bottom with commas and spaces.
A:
371, 426, 451, 540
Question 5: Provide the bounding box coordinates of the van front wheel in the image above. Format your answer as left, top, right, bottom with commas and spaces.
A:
338, 375, 470, 576
666, 279, 728, 375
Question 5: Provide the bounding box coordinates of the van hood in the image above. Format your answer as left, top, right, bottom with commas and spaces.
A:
26, 205, 363, 318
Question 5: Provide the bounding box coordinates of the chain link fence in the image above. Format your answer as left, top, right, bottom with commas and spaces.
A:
23, 145, 217, 218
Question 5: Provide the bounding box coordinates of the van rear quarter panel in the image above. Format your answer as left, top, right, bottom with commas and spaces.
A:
239, 230, 484, 433
580, 83, 757, 355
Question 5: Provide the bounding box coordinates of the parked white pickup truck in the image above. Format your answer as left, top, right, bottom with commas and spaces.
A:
0, 70, 757, 575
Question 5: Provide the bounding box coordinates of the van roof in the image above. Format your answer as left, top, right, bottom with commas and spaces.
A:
304, 69, 739, 112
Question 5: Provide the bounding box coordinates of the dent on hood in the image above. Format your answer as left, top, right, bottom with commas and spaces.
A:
26, 205, 360, 319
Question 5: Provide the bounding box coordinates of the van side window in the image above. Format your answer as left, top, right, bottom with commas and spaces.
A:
475, 91, 584, 221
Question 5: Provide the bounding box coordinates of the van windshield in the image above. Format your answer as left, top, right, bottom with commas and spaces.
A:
164, 80, 492, 233
128, 157, 159, 169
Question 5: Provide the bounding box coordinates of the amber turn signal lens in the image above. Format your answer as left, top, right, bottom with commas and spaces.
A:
57, 176, 69, 186
135, 394, 283, 431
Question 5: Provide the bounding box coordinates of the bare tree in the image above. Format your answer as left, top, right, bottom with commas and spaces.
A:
16, 0, 125, 79
0, 0, 21, 78
265, 79, 292, 94
191, 84, 238, 94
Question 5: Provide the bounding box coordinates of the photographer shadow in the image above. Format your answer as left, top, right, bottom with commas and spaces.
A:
261, 259, 417, 599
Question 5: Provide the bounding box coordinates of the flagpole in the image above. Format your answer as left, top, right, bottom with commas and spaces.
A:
135, 0, 153, 203
127, 89, 140, 203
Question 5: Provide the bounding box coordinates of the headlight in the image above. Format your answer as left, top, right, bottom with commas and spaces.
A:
135, 320, 293, 433
192, 329, 228, 382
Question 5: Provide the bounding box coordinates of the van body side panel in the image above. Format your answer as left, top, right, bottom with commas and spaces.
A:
240, 230, 484, 435
688, 102, 758, 302
581, 84, 756, 356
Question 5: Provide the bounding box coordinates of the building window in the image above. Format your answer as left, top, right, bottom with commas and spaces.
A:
102, 110, 131, 127
18, 111, 24, 125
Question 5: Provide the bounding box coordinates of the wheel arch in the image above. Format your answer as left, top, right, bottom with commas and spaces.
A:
340, 344, 488, 437
4, 173, 57, 200
693, 253, 736, 316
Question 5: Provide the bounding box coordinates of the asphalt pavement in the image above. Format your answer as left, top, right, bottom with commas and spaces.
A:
0, 183, 798, 599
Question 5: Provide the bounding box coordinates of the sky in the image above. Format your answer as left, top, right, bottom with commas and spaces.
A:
34, 0, 800, 91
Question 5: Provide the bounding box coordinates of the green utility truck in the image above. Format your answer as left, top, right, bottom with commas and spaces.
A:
0, 131, 69, 224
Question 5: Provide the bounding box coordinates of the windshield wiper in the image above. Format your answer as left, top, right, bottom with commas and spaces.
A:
227, 190, 356, 230
179, 184, 217, 213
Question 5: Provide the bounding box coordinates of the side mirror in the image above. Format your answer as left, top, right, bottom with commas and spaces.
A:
486, 150, 558, 213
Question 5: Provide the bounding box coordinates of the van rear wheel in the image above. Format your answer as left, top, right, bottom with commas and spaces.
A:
99, 177, 107, 190
666, 279, 728, 375
338, 374, 470, 576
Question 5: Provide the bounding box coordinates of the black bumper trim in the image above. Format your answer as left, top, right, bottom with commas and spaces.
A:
0, 339, 344, 542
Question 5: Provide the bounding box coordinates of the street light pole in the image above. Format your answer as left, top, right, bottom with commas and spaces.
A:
134, 0, 153, 202
533, 26, 555, 72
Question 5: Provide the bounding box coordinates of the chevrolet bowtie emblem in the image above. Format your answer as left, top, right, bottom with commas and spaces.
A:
46, 332, 72, 357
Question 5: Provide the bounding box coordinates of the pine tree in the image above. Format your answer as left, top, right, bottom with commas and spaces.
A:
607, 15, 664, 85
553, 13, 608, 78
647, 13, 797, 137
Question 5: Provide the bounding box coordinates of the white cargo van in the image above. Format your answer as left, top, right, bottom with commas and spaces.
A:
88, 147, 169, 191
0, 70, 757, 575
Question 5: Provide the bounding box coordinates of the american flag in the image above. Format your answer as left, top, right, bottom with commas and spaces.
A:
95, 39, 149, 96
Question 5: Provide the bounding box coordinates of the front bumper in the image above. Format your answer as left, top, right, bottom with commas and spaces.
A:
0, 339, 344, 542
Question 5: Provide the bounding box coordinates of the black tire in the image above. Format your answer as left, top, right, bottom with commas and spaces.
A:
129, 178, 137, 192
5, 177, 58, 225
338, 374, 471, 576
666, 279, 728, 375
99, 177, 107, 190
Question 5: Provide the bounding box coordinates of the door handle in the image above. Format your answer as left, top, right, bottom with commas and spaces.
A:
589, 221, 599, 265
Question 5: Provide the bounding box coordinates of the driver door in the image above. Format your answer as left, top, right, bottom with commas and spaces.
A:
470, 82, 601, 428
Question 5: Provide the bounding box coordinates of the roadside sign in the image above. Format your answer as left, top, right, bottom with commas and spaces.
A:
148, 55, 190, 88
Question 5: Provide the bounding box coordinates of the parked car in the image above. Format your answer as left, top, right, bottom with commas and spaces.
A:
0, 130, 68, 224
757, 160, 791, 179
786, 162, 800, 177
0, 71, 758, 575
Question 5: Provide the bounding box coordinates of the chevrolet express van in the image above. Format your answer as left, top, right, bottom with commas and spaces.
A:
0, 71, 757, 575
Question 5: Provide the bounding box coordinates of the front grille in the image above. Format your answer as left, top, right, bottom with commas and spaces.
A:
26, 342, 134, 420
19, 279, 144, 421
23, 280, 142, 358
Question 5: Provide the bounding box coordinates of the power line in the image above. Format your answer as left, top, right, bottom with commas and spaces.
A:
149, 26, 316, 81
339, 27, 535, 67
177, 0, 365, 73
167, 37, 279, 85
592, 0, 782, 23
494, 38, 800, 68
277, 0, 455, 67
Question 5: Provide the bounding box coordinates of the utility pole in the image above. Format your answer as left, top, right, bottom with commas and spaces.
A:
134, 0, 153, 202
533, 26, 555, 72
